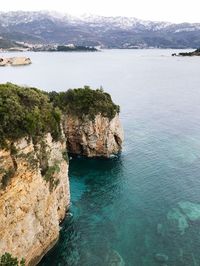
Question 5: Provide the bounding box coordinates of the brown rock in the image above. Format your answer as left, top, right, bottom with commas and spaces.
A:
0, 134, 70, 265
0, 57, 31, 66
64, 113, 124, 157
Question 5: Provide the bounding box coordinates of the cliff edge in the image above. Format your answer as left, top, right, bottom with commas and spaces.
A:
0, 83, 123, 265
49, 86, 124, 157
0, 84, 70, 265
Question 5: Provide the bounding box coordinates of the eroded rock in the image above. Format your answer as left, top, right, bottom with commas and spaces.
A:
0, 134, 70, 265
64, 113, 124, 157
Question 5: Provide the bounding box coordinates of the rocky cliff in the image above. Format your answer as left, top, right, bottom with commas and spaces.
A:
0, 83, 123, 265
0, 134, 70, 265
64, 113, 124, 157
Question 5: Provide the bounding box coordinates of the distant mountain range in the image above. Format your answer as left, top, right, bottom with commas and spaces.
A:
1, 11, 200, 49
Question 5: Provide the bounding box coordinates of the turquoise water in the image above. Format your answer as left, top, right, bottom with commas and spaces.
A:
1, 50, 200, 265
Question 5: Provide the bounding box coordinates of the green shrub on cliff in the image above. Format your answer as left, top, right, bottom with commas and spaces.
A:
48, 86, 120, 120
0, 253, 25, 266
1, 167, 16, 189
0, 84, 120, 148
44, 163, 60, 191
0, 83, 61, 148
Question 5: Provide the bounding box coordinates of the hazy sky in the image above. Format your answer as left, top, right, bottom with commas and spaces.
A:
1, 0, 200, 23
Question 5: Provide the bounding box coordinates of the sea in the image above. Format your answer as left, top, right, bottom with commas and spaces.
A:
1, 49, 200, 266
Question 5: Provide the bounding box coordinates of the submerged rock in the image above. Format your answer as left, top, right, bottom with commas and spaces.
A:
106, 249, 125, 266
154, 253, 169, 263
167, 207, 189, 235
166, 201, 200, 235
157, 223, 165, 236
178, 201, 200, 222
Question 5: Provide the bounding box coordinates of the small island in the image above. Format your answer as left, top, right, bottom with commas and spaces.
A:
0, 40, 99, 52
32, 44, 98, 52
0, 57, 31, 66
172, 48, 200, 56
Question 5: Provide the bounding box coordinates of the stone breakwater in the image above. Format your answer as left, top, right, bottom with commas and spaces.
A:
0, 57, 31, 66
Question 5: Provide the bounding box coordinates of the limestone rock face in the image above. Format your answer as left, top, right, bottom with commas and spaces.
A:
0, 134, 70, 265
0, 57, 31, 66
64, 114, 124, 157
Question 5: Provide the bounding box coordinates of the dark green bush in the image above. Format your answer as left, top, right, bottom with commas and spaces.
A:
0, 253, 25, 266
44, 164, 60, 191
57, 45, 97, 52
48, 86, 120, 120
62, 151, 69, 163
1, 167, 15, 189
0, 83, 62, 148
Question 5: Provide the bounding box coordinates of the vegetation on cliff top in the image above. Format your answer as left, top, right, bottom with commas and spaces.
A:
0, 83, 120, 147
0, 83, 61, 148
48, 86, 120, 120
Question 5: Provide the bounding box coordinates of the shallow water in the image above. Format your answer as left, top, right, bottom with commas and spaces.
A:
1, 49, 200, 265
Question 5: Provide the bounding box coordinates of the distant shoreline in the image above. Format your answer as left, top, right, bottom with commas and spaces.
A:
0, 47, 195, 53
0, 45, 99, 53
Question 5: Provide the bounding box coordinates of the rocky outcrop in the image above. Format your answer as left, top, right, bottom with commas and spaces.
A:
172, 49, 200, 56
0, 84, 124, 265
64, 113, 124, 157
0, 133, 70, 265
0, 57, 31, 66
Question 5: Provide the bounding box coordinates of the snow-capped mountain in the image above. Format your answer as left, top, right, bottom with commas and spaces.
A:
1, 11, 200, 48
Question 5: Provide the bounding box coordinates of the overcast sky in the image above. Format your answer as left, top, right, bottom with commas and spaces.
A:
1, 0, 200, 23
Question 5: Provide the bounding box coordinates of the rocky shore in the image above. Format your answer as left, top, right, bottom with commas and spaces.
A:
0, 57, 31, 66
